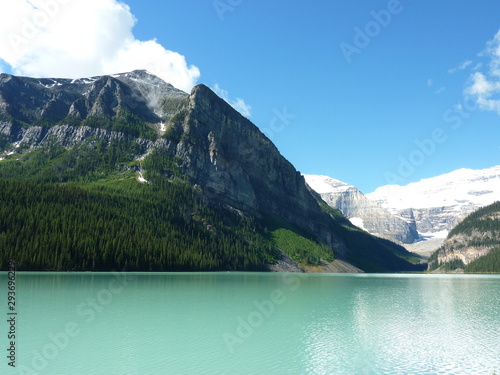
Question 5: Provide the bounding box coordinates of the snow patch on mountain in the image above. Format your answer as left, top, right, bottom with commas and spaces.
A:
419, 230, 448, 239
349, 217, 366, 231
137, 171, 148, 183
303, 175, 352, 194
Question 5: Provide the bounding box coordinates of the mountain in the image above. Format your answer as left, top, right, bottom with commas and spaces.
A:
367, 166, 500, 251
304, 175, 419, 244
0, 70, 187, 144
428, 201, 500, 273
0, 71, 422, 273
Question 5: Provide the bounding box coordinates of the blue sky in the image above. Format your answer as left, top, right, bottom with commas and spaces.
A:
1, 0, 500, 193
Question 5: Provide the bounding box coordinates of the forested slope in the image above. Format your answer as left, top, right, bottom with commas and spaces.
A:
428, 201, 500, 273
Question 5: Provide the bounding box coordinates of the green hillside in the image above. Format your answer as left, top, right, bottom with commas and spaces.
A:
428, 201, 500, 273
0, 138, 421, 272
0, 141, 281, 271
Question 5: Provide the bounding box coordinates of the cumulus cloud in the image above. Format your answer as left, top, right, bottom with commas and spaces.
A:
0, 0, 200, 92
485, 31, 500, 77
212, 84, 252, 118
464, 30, 500, 114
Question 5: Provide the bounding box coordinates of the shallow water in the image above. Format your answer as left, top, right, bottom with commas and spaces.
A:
1, 272, 499, 374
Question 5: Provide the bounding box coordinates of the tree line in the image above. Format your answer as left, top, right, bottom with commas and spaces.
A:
0, 139, 279, 271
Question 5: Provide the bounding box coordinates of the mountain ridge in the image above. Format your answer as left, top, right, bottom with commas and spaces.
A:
0, 71, 421, 273
305, 166, 500, 259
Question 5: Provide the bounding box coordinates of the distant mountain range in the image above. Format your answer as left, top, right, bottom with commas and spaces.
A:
306, 165, 500, 257
0, 71, 422, 273
367, 165, 500, 236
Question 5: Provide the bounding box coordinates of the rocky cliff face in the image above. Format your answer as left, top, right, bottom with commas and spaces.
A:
177, 85, 335, 240
304, 175, 418, 244
435, 233, 492, 265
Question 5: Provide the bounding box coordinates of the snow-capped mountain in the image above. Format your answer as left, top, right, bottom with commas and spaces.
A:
304, 175, 419, 244
367, 165, 500, 237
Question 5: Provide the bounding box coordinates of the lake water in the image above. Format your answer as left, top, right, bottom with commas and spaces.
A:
1, 272, 499, 375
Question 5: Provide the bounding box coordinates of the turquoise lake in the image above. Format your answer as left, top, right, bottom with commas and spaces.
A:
1, 272, 499, 375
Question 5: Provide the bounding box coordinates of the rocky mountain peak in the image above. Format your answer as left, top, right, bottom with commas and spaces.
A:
113, 70, 188, 118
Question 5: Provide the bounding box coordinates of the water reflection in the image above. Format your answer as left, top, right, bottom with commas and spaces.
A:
301, 275, 500, 375
1, 273, 498, 375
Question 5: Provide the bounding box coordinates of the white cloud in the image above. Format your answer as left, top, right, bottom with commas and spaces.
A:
0, 0, 200, 92
466, 72, 499, 97
473, 62, 483, 71
212, 83, 252, 117
427, 79, 433, 87
464, 30, 500, 114
448, 60, 472, 74
485, 30, 500, 76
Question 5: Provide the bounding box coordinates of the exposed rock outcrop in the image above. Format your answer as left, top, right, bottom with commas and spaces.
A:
304, 175, 419, 244
428, 201, 500, 270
